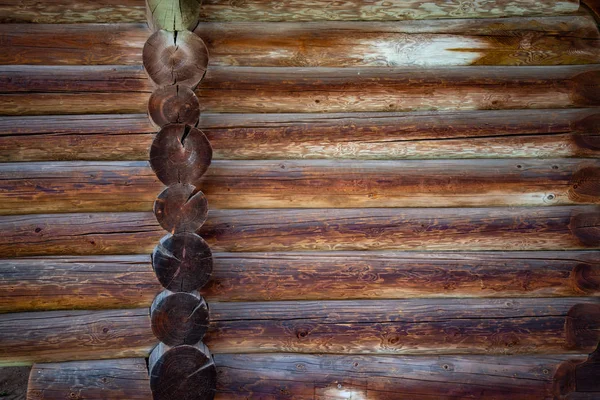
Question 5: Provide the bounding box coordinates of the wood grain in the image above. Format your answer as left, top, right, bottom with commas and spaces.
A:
26, 358, 152, 400
0, 206, 598, 256
1, 109, 599, 162
2, 159, 599, 215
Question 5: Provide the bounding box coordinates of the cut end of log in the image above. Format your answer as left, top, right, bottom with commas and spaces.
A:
146, 0, 202, 32
149, 342, 216, 400
150, 124, 213, 186
148, 85, 201, 127
568, 167, 600, 203
553, 359, 581, 397
151, 290, 209, 346
571, 263, 600, 295
572, 71, 600, 107
152, 232, 213, 292
143, 30, 208, 88
155, 183, 208, 233
565, 303, 600, 351
570, 211, 600, 247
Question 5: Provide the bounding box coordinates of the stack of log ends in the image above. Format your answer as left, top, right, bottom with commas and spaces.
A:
146, 0, 201, 32
570, 212, 600, 247
151, 290, 209, 346
26, 358, 152, 400
155, 183, 208, 233
148, 85, 201, 127
565, 303, 600, 350
152, 232, 213, 292
149, 342, 216, 400
150, 124, 212, 186
144, 30, 208, 88
569, 167, 600, 203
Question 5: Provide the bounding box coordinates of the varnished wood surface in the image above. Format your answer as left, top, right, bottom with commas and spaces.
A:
1, 206, 598, 256
1, 159, 600, 214
1, 109, 599, 162
1, 251, 598, 313
26, 358, 152, 400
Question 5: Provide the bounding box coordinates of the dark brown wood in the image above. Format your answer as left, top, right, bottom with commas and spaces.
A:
143, 30, 208, 87
148, 85, 200, 127
0, 255, 161, 313
570, 211, 600, 246
575, 345, 600, 392
149, 342, 216, 400
0, 309, 154, 365
154, 183, 208, 233
1, 206, 599, 256
2, 109, 599, 162
213, 353, 589, 400
204, 298, 600, 355
2, 159, 600, 215
26, 358, 152, 400
152, 233, 213, 292
150, 124, 212, 186
151, 290, 209, 346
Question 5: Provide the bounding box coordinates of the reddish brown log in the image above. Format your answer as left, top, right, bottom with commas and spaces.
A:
152, 233, 213, 292
148, 85, 200, 127
151, 290, 209, 346
150, 124, 212, 186
570, 211, 600, 247
154, 184, 208, 233
2, 109, 599, 162
149, 342, 216, 400
565, 303, 600, 350
143, 30, 208, 87
26, 358, 152, 400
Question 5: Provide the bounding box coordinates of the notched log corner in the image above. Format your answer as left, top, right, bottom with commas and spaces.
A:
570, 211, 600, 247
151, 290, 209, 347
155, 183, 208, 233
565, 303, 600, 351
148, 85, 201, 127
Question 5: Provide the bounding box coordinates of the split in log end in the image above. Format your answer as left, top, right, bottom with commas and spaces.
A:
151, 290, 209, 347
148, 85, 200, 128
565, 303, 600, 351
154, 183, 208, 233
146, 0, 202, 32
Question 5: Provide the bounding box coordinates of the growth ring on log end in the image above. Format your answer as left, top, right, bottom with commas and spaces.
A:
155, 183, 208, 233
150, 124, 213, 186
143, 30, 208, 88
149, 85, 201, 127
150, 342, 216, 400
152, 232, 213, 292
571, 263, 600, 294
151, 290, 209, 346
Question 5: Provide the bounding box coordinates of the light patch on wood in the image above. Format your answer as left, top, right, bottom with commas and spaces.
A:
321, 384, 367, 400
147, 0, 201, 31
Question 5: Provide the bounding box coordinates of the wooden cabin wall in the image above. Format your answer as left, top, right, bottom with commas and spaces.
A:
1, 0, 600, 399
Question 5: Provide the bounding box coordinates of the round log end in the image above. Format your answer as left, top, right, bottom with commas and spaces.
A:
571, 263, 600, 294
143, 30, 208, 87
148, 85, 200, 127
150, 124, 213, 186
569, 211, 600, 247
151, 290, 209, 346
565, 303, 600, 351
572, 71, 600, 107
568, 167, 600, 203
552, 359, 580, 397
150, 342, 216, 400
155, 183, 209, 233
152, 232, 213, 292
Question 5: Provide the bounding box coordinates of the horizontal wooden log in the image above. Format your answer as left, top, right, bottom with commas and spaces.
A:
3, 65, 600, 115
0, 309, 154, 366
0, 24, 148, 66
206, 298, 600, 355
2, 299, 598, 365
195, 65, 600, 113
1, 206, 599, 256
213, 353, 589, 399
0, 1, 146, 23
2, 109, 599, 162
2, 159, 600, 214
196, 16, 600, 67
1, 251, 598, 313
26, 358, 152, 400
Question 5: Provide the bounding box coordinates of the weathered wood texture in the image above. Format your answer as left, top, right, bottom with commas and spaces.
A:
2, 109, 599, 162
4, 15, 600, 67
2, 159, 600, 214
1, 206, 598, 256
3, 65, 600, 115
26, 358, 152, 400
0, 24, 148, 65
0, 309, 154, 366
0, 1, 146, 23
213, 353, 589, 400
1, 299, 597, 365
0, 255, 160, 313
146, 0, 201, 31
195, 16, 600, 67
1, 251, 598, 313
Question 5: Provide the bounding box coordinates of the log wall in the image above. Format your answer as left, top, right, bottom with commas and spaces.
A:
0, 0, 599, 398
